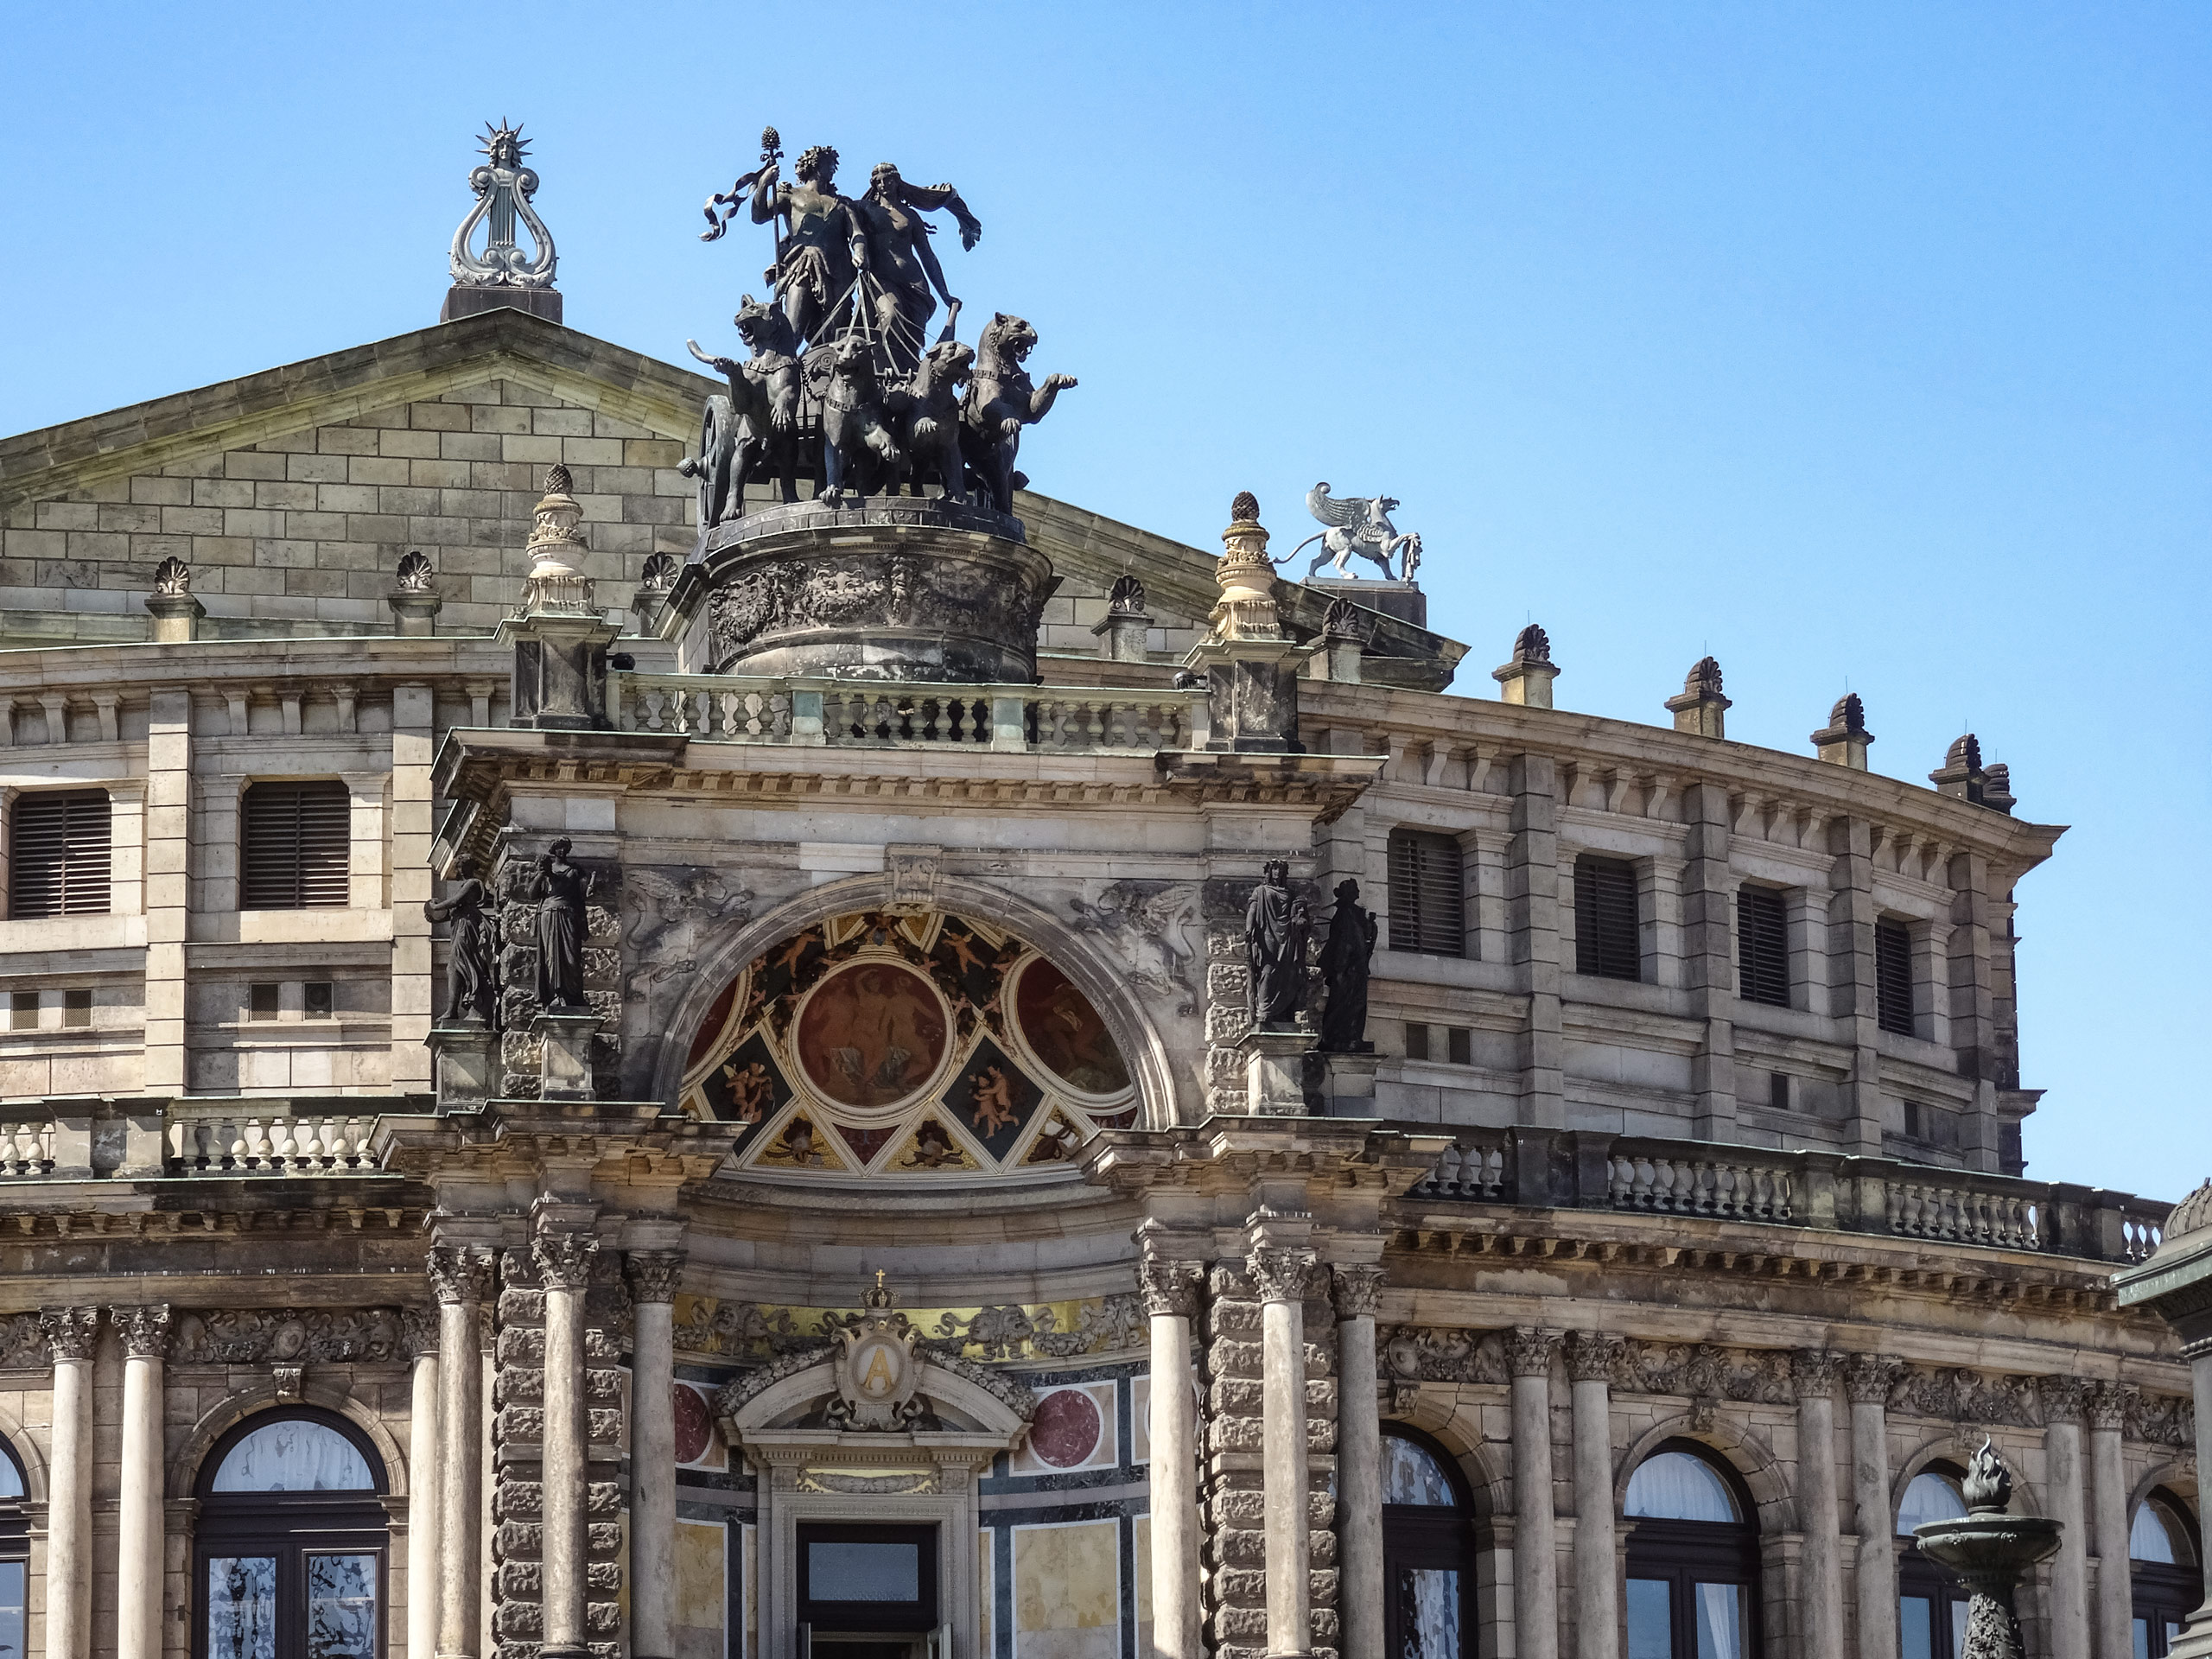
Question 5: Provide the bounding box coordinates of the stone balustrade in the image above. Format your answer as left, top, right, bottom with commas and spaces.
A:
165, 1103, 377, 1173
1404, 1126, 2167, 1265
610, 671, 1205, 754
0, 1116, 55, 1177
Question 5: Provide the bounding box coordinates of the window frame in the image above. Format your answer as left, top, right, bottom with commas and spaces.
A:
1896, 1461, 1973, 1659
1623, 1440, 1762, 1659
239, 780, 353, 912
2132, 1490, 2202, 1657
1734, 884, 1790, 1008
8, 788, 111, 920
1572, 855, 1642, 982
1874, 916, 1916, 1037
1381, 1426, 1477, 1659
1388, 830, 1467, 959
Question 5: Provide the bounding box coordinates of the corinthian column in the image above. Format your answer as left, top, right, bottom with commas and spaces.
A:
1792, 1352, 1845, 1659
2088, 1382, 2137, 1659
1509, 1328, 1562, 1659
1139, 1253, 1205, 1659
1332, 1265, 1387, 1659
1844, 1355, 1901, 1659
1249, 1244, 1320, 1659
2040, 1376, 2092, 1659
402, 1307, 442, 1659
40, 1308, 98, 1659
111, 1303, 172, 1659
537, 1226, 600, 1659
1566, 1332, 1621, 1659
626, 1250, 686, 1659
429, 1244, 495, 1659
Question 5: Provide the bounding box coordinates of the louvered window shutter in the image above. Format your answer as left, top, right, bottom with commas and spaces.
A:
1387, 830, 1465, 958
1875, 919, 1916, 1036
1736, 886, 1791, 1007
9, 791, 111, 919
242, 782, 353, 910
1573, 856, 1642, 981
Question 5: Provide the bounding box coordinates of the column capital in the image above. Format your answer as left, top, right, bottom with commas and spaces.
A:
2085, 1381, 2137, 1432
625, 1249, 687, 1304
39, 1306, 99, 1362
1331, 1264, 1385, 1321
1138, 1259, 1205, 1319
1507, 1326, 1561, 1378
1791, 1348, 1843, 1400
1844, 1353, 1903, 1404
110, 1304, 172, 1359
428, 1243, 497, 1305
2037, 1374, 2088, 1423
1565, 1330, 1621, 1383
533, 1229, 601, 1292
1245, 1246, 1320, 1305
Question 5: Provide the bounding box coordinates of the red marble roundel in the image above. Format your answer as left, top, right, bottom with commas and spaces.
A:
1028, 1386, 1103, 1468
672, 1382, 713, 1465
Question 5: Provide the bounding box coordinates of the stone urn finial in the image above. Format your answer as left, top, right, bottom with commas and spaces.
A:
1210, 491, 1282, 643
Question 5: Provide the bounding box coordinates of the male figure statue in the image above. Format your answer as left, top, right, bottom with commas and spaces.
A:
1245, 860, 1310, 1030
748, 145, 861, 347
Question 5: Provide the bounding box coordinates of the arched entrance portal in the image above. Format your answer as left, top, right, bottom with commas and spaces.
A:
679, 908, 1141, 1182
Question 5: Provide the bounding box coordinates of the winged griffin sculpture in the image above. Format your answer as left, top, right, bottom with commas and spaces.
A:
1291, 483, 1423, 581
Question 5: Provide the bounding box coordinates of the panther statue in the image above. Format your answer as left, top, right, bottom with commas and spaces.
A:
887, 339, 976, 505
959, 314, 1076, 515
678, 294, 804, 524
812, 334, 904, 504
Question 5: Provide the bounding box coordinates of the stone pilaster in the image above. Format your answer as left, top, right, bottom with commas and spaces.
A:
2039, 1375, 2092, 1659
626, 1250, 686, 1659
1331, 1266, 1385, 1659
41, 1307, 98, 1659
536, 1227, 599, 1659
1509, 1328, 1562, 1659
1567, 1332, 1621, 1659
111, 1303, 172, 1659
404, 1306, 443, 1659
1142, 1252, 1206, 1659
429, 1243, 494, 1659
1507, 754, 1565, 1128
1791, 1351, 1844, 1659
1249, 1243, 1322, 1659
1844, 1355, 1903, 1659
2088, 1382, 2138, 1659
390, 683, 437, 1090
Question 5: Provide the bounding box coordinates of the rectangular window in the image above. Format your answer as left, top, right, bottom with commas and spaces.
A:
241, 781, 351, 910
1903, 1100, 1923, 1141
249, 983, 280, 1022
303, 981, 334, 1020
1736, 886, 1790, 1007
61, 989, 89, 1029
1769, 1071, 1790, 1112
1573, 855, 1641, 981
1446, 1026, 1471, 1066
1405, 1022, 1431, 1063
1387, 830, 1465, 957
8, 993, 34, 1032
1875, 918, 1915, 1036
9, 790, 111, 918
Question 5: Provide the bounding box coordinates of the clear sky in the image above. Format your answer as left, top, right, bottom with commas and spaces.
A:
1, 3, 2204, 1198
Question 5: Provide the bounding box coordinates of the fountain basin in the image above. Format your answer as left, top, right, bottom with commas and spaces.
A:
1914, 1514, 2063, 1591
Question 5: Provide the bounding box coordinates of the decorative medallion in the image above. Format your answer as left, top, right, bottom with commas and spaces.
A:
1011, 957, 1130, 1096
795, 961, 950, 1109
830, 1274, 924, 1431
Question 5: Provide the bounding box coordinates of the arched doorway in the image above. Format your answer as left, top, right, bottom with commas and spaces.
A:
2129, 1488, 2201, 1657
194, 1410, 388, 1659
1381, 1427, 1475, 1659
1896, 1462, 1971, 1658
1623, 1442, 1760, 1659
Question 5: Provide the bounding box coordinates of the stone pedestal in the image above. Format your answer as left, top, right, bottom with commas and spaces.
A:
388, 590, 442, 636
1241, 1028, 1313, 1116
442, 285, 562, 325
1186, 638, 1306, 752
535, 1011, 598, 1102
1306, 576, 1425, 629
145, 592, 202, 644
1319, 1049, 1381, 1116
502, 610, 619, 730
1092, 607, 1153, 662
426, 1024, 499, 1110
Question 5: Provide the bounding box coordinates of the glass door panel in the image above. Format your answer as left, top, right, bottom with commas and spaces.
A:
1900, 1595, 1934, 1659
1692, 1582, 1743, 1659
1950, 1601, 1969, 1658
1392, 1566, 1460, 1659
1627, 1578, 1672, 1659
306, 1554, 378, 1659
208, 1557, 278, 1659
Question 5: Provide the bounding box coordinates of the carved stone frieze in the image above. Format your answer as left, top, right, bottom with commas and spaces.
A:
623, 868, 753, 1001
400, 1306, 438, 1359
39, 1306, 99, 1363
0, 1314, 45, 1369
171, 1307, 408, 1364
2126, 1389, 2197, 1448
1068, 880, 1198, 1017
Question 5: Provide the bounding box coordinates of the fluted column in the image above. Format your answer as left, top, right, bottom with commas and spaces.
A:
1249, 1244, 1320, 1659
1844, 1356, 1901, 1659
429, 1244, 495, 1659
111, 1304, 172, 1659
627, 1250, 685, 1659
1793, 1351, 1845, 1659
1140, 1253, 1205, 1659
1567, 1332, 1620, 1659
1332, 1266, 1386, 1659
537, 1226, 599, 1659
40, 1308, 98, 1659
1510, 1328, 1562, 1659
403, 1308, 442, 1659
2088, 1382, 2137, 1659
2040, 1376, 2092, 1659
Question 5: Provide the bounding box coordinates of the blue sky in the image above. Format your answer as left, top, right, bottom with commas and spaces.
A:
1, 3, 2204, 1197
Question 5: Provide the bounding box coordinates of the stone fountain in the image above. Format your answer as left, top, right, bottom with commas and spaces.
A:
1910, 1439, 2062, 1659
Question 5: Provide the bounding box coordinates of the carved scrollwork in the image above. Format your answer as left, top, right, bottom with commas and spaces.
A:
625, 1250, 687, 1305
400, 1306, 439, 1360
0, 1314, 45, 1369
1138, 1261, 1205, 1320
1331, 1265, 1384, 1321
171, 1307, 406, 1365
1506, 1327, 1561, 1378
111, 1304, 174, 1359
39, 1306, 99, 1363
429, 1244, 498, 1305
1246, 1247, 1320, 1306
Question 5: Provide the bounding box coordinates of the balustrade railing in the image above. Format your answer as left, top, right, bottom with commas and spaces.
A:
1404, 1126, 2168, 1267
610, 671, 1204, 755
165, 1105, 377, 1174
0, 1117, 55, 1178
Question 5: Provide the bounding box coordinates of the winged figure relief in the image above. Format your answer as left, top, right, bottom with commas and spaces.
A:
1068, 881, 1198, 1015
1291, 482, 1423, 581
624, 868, 756, 997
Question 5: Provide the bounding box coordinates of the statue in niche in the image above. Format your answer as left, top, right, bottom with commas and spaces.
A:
1317, 878, 1377, 1052
426, 856, 499, 1026
1244, 860, 1310, 1031
527, 839, 594, 1013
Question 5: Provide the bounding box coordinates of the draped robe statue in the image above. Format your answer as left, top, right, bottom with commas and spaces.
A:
1317, 879, 1378, 1052
425, 857, 498, 1025
530, 839, 591, 1012
1245, 861, 1309, 1029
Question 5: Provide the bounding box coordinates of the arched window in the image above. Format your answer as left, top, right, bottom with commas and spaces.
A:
1624, 1444, 1760, 1659
194, 1411, 386, 1659
0, 1437, 29, 1659
1897, 1465, 1972, 1658
1382, 1428, 1475, 1659
2131, 1491, 2201, 1658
